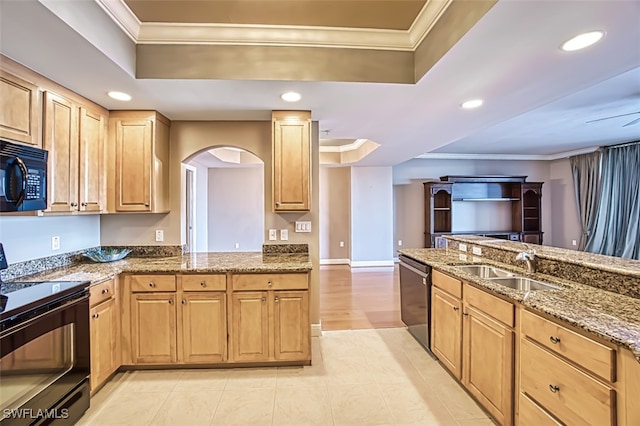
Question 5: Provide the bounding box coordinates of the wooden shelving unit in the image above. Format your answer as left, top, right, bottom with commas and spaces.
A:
424, 176, 543, 247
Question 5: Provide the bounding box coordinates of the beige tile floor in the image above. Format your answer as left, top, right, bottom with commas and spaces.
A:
77, 328, 493, 426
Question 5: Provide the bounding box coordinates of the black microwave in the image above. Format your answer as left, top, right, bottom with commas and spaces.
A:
0, 139, 48, 212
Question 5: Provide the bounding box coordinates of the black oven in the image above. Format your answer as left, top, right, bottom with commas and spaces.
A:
0, 139, 48, 212
0, 280, 90, 425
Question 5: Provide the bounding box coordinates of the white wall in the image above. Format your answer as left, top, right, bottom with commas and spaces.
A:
319, 166, 351, 261
392, 158, 552, 250
0, 215, 100, 264
207, 167, 264, 252
350, 166, 394, 266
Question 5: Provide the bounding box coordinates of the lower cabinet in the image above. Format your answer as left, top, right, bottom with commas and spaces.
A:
130, 292, 177, 364
431, 270, 515, 426
89, 278, 119, 393
181, 292, 227, 363
231, 291, 269, 362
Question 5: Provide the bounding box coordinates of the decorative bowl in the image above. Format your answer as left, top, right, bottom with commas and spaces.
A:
84, 248, 132, 263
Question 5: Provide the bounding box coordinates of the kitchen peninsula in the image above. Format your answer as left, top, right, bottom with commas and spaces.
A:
399, 236, 640, 426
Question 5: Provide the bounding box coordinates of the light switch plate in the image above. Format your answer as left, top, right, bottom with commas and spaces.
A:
155, 230, 164, 242
472, 246, 482, 255
295, 221, 311, 232
268, 229, 277, 241
280, 229, 289, 241
459, 243, 467, 252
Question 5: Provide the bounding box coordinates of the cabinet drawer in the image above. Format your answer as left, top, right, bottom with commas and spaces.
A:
520, 338, 615, 426
432, 270, 462, 298
518, 393, 562, 426
521, 309, 615, 381
464, 284, 514, 327
181, 274, 226, 291
90, 279, 114, 307
232, 273, 308, 291
130, 275, 176, 292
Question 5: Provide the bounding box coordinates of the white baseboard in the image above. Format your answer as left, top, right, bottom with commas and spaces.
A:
311, 323, 322, 337
350, 260, 395, 267
320, 258, 351, 265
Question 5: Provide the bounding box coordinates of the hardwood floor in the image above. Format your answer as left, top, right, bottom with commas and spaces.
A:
319, 264, 404, 331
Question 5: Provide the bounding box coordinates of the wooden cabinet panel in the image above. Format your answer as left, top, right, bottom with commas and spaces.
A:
182, 274, 226, 292
232, 273, 309, 291
432, 270, 462, 298
274, 291, 310, 361
130, 274, 176, 292
465, 284, 514, 327
43, 91, 78, 212
89, 279, 115, 307
131, 293, 177, 364
0, 70, 39, 146
520, 338, 615, 426
463, 305, 513, 425
518, 393, 562, 426
272, 110, 311, 211
521, 309, 614, 381
90, 298, 118, 391
181, 293, 227, 363
230, 291, 269, 362
115, 119, 152, 212
78, 106, 105, 212
431, 286, 462, 379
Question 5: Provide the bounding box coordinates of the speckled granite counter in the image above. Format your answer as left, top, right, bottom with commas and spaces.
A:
4, 252, 312, 289
399, 248, 640, 363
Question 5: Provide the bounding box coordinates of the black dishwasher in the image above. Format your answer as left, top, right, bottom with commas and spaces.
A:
399, 254, 431, 352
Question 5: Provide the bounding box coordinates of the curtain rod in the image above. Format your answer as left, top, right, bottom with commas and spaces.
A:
604, 140, 640, 150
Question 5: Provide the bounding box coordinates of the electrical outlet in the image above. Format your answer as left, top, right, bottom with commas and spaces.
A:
235, 243, 240, 249
339, 241, 344, 247
51, 236, 60, 251
472, 246, 482, 255
280, 229, 289, 241
268, 229, 277, 241
459, 243, 467, 252
459, 253, 468, 261
155, 230, 164, 242
572, 240, 577, 246
398, 240, 403, 246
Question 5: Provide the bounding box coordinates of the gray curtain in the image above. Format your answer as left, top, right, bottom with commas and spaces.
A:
570, 151, 601, 250
584, 141, 640, 259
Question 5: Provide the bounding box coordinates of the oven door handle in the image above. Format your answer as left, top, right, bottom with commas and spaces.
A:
5, 156, 28, 207
1, 294, 88, 336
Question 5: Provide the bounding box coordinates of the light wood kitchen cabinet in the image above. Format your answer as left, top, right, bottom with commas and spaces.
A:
43, 91, 106, 213
431, 270, 515, 425
230, 273, 310, 363
89, 278, 120, 393
0, 69, 39, 147
108, 110, 170, 213
272, 110, 311, 212
130, 293, 177, 364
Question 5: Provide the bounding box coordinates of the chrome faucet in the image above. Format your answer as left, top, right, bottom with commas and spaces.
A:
516, 245, 537, 273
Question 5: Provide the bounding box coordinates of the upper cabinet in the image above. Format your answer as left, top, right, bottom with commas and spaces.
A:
272, 110, 311, 212
0, 70, 39, 147
108, 111, 170, 213
43, 91, 107, 213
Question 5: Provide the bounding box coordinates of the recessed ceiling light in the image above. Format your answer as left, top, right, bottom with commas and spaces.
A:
561, 31, 604, 51
461, 99, 483, 109
108, 91, 132, 101
281, 91, 302, 102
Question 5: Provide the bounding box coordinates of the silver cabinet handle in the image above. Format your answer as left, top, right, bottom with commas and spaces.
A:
275, 296, 280, 302
549, 384, 560, 393
268, 280, 273, 286
92, 313, 99, 319
168, 299, 174, 305
81, 202, 87, 207
549, 336, 561, 344
181, 300, 186, 305
71, 202, 77, 207
101, 288, 109, 294
200, 281, 206, 287
149, 282, 156, 288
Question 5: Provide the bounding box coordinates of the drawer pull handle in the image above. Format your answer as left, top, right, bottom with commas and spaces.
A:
169, 299, 174, 305
549, 384, 560, 393
92, 313, 99, 319
453, 307, 459, 311
182, 300, 186, 305
200, 281, 206, 287
149, 282, 156, 288
101, 289, 109, 294
268, 280, 273, 286
549, 336, 561, 344
462, 312, 469, 316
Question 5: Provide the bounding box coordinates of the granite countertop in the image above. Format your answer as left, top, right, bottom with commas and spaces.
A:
6, 252, 312, 287
399, 248, 640, 363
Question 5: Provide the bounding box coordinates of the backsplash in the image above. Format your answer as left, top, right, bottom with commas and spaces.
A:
262, 244, 309, 255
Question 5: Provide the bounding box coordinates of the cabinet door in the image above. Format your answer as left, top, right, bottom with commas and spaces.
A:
463, 305, 514, 426
181, 292, 227, 363
43, 91, 78, 212
115, 118, 152, 212
431, 286, 462, 379
272, 111, 310, 211
0, 70, 39, 146
78, 106, 105, 212
131, 293, 177, 364
230, 291, 269, 362
274, 290, 310, 361
90, 298, 118, 391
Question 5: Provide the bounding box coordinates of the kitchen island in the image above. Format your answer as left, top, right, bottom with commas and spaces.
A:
399, 237, 640, 425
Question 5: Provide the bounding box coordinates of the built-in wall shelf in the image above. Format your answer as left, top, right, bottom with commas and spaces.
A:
424, 176, 543, 247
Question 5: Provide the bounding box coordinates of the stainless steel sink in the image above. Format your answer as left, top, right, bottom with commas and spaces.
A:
488, 277, 561, 291
455, 265, 516, 278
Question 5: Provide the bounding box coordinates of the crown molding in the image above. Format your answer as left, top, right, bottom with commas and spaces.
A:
416, 146, 601, 161
96, 0, 452, 51
320, 138, 368, 153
